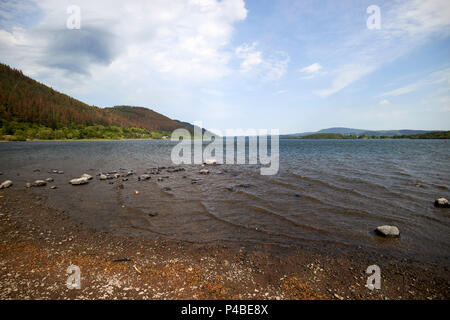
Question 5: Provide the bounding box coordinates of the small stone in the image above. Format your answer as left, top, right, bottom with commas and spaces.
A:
434, 198, 450, 208
45, 177, 54, 182
69, 177, 89, 185
375, 225, 400, 238
157, 177, 163, 182
99, 174, 107, 180
50, 186, 57, 189
135, 190, 139, 195
334, 293, 344, 300
58, 171, 64, 174
199, 169, 209, 175
0, 180, 13, 189
25, 182, 31, 188
32, 180, 46, 187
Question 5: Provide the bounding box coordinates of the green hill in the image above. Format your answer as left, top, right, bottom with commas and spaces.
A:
0, 63, 190, 140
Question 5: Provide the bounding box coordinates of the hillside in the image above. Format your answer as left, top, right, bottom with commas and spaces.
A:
0, 63, 189, 136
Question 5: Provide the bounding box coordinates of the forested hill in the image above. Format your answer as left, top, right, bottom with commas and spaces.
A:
0, 63, 188, 132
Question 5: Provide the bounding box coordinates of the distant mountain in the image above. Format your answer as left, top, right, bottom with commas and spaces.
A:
0, 63, 190, 132
283, 127, 437, 138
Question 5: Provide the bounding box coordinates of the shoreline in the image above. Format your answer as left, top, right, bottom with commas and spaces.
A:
0, 188, 448, 300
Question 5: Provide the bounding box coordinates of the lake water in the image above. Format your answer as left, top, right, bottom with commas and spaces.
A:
0, 139, 449, 265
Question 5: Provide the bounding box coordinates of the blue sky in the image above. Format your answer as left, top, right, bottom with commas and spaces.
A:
0, 0, 449, 134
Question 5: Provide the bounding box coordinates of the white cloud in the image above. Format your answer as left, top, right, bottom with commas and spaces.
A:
381, 67, 450, 97
235, 42, 290, 81
299, 62, 323, 79
315, 64, 374, 98
0, 0, 248, 81
379, 99, 390, 105
316, 0, 450, 97
235, 42, 263, 72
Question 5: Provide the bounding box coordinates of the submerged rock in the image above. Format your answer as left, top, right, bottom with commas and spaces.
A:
375, 225, 400, 238
191, 178, 203, 184
0, 180, 13, 189
167, 167, 185, 173
199, 169, 209, 175
69, 177, 89, 185
32, 180, 47, 187
434, 198, 450, 208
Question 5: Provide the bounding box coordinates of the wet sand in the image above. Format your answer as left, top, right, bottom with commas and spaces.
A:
0, 188, 448, 300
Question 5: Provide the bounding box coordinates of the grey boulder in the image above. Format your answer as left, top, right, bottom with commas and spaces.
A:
375, 225, 400, 238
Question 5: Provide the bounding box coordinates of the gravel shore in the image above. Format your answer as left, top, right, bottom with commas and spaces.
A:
0, 189, 448, 300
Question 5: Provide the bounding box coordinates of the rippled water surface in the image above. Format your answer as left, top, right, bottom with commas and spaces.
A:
1, 139, 449, 265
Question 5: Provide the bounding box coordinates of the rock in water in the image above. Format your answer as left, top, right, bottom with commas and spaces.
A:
375, 225, 400, 238
99, 174, 107, 180
69, 177, 89, 185
434, 198, 450, 208
81, 173, 93, 180
204, 158, 217, 165
0, 180, 13, 189
139, 174, 151, 181
199, 169, 209, 175
32, 180, 47, 187
46, 177, 54, 182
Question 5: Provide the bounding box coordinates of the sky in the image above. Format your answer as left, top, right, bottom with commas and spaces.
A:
0, 0, 449, 134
